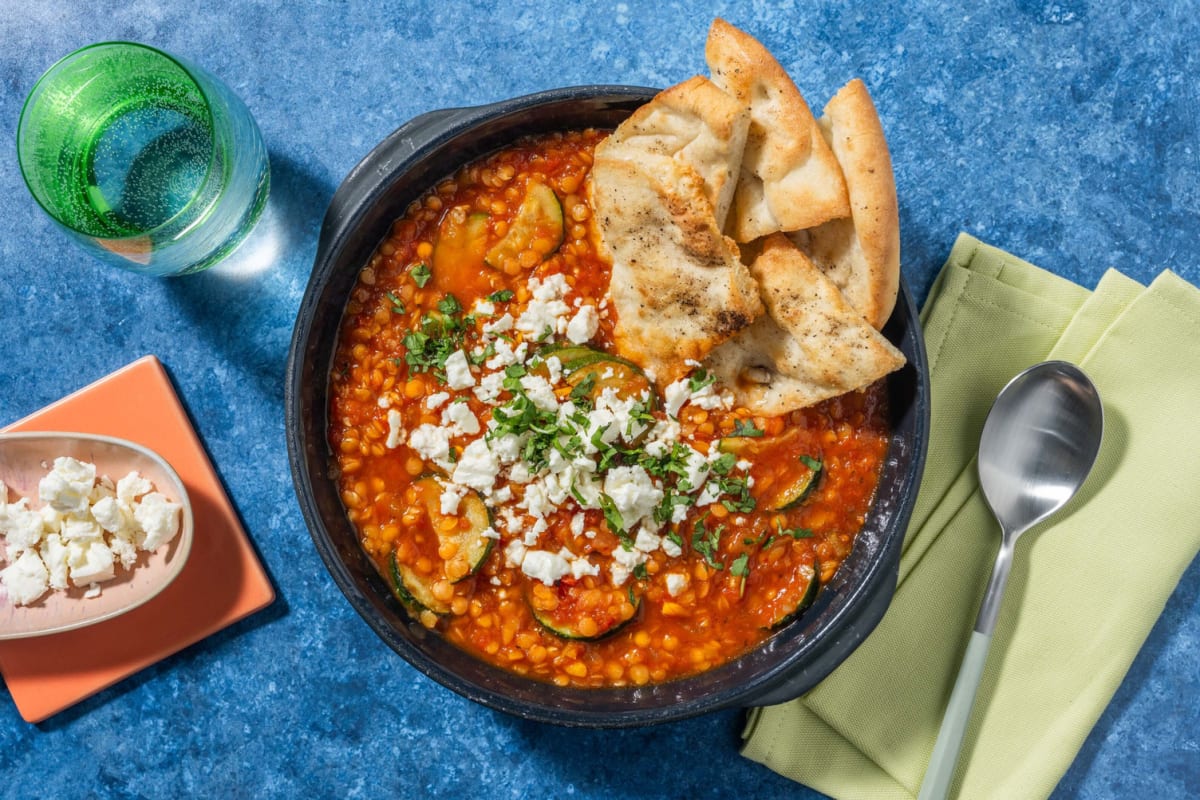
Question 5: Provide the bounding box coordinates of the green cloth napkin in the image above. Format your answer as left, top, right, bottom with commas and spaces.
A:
741, 233, 1200, 799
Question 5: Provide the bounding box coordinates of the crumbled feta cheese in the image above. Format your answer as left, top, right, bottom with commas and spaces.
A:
474, 371, 506, 403
385, 409, 405, 449
696, 481, 722, 507
485, 338, 529, 370
69, 539, 116, 586
440, 483, 466, 516
1, 550, 49, 605
680, 446, 711, 493
519, 374, 559, 412
521, 481, 555, 519
134, 493, 182, 551
1, 462, 183, 603
443, 401, 481, 436
377, 395, 392, 409
482, 313, 514, 336
661, 534, 683, 558
409, 424, 452, 464
91, 496, 131, 535
473, 300, 496, 316
61, 517, 103, 542
504, 539, 527, 569
665, 573, 689, 597
116, 472, 153, 504
545, 356, 563, 385
40, 533, 71, 589
516, 275, 572, 338
0, 501, 44, 555
570, 513, 586, 537
603, 466, 663, 527
521, 549, 571, 585
569, 551, 600, 579
39, 457, 96, 515
634, 527, 661, 553
444, 349, 475, 390
491, 433, 525, 464
690, 383, 731, 410
480, 526, 500, 540
452, 438, 500, 493
664, 379, 691, 419
523, 516, 549, 546
425, 391, 451, 410
566, 305, 600, 344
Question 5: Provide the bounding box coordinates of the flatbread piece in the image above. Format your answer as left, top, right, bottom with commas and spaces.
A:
705, 18, 850, 242
792, 78, 900, 330
591, 81, 763, 383
703, 234, 905, 415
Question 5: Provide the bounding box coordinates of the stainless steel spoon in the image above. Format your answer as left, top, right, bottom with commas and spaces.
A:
918, 361, 1103, 800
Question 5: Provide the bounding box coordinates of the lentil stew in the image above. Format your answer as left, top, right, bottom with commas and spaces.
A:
327, 129, 892, 689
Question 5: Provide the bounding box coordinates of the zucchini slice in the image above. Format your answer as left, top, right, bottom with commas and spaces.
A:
535, 343, 605, 369
767, 558, 820, 630
526, 579, 641, 641
717, 427, 800, 457
387, 476, 494, 616
389, 551, 451, 615
772, 456, 823, 511
413, 475, 493, 583
564, 356, 654, 406
484, 182, 564, 268
433, 207, 490, 275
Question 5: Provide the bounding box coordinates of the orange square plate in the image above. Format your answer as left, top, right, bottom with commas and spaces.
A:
0, 356, 275, 722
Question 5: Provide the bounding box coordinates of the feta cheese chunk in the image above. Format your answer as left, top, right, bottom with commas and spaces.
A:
39, 457, 96, 515
1, 549, 50, 605
566, 305, 600, 344
444, 349, 476, 390
603, 466, 663, 528
665, 572, 689, 597
521, 549, 571, 586
117, 472, 153, 504
68, 539, 116, 586
452, 438, 501, 493
0, 501, 45, 556
385, 409, 405, 449
134, 493, 182, 551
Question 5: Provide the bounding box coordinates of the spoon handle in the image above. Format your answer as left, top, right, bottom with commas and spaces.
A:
916, 630, 994, 800
917, 539, 1014, 800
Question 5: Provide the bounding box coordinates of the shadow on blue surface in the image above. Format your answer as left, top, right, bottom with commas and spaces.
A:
163, 151, 334, 402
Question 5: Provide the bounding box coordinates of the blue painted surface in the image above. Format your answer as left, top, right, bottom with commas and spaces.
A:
1, 1, 1198, 797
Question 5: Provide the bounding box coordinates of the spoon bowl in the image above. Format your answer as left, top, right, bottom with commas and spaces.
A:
0, 431, 194, 639
979, 362, 1105, 538
919, 361, 1103, 800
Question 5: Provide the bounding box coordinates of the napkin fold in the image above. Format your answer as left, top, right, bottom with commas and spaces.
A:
741, 234, 1200, 799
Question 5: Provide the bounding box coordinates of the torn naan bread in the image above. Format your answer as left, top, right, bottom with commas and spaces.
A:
792, 78, 900, 330
590, 81, 763, 384
705, 18, 850, 242
600, 75, 750, 229
703, 234, 905, 415
591, 151, 763, 384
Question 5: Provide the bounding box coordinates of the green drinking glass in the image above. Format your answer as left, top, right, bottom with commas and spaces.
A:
17, 42, 270, 276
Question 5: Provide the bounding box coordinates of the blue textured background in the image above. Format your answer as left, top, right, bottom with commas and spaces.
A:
2, 1, 1198, 797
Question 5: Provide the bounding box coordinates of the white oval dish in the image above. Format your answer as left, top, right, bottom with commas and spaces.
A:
0, 432, 194, 639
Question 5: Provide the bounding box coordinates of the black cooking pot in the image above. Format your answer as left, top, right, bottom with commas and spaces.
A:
285, 86, 930, 727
